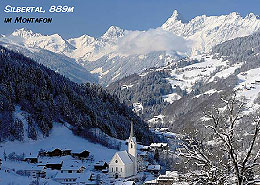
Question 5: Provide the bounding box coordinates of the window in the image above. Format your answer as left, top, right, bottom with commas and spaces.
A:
131, 144, 133, 148
68, 170, 72, 173
116, 167, 118, 171
121, 168, 122, 172
115, 160, 118, 163
112, 168, 113, 172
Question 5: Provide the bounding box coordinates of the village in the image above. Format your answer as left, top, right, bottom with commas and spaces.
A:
0, 123, 184, 185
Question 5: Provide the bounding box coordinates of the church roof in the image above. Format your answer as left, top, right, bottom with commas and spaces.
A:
116, 151, 133, 165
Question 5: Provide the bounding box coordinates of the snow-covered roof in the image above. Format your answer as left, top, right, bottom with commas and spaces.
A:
147, 165, 161, 171
94, 161, 107, 166
140, 146, 150, 149
115, 181, 135, 185
54, 172, 91, 179
158, 171, 178, 181
159, 128, 169, 131
61, 165, 84, 171
71, 149, 88, 153
164, 171, 178, 177
24, 166, 45, 171
116, 151, 133, 165
150, 143, 168, 147
38, 158, 63, 165
144, 179, 157, 184
140, 151, 148, 156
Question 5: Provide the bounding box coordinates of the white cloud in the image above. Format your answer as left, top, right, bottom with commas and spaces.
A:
116, 28, 191, 56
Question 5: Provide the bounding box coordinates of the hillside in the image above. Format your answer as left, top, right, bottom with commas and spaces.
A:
0, 45, 156, 144
0, 41, 98, 84
0, 123, 118, 185
107, 32, 260, 133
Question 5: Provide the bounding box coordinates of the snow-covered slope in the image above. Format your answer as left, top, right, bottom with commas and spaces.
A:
0, 41, 98, 84
5, 28, 76, 55
2, 11, 260, 85
0, 123, 118, 185
1, 27, 126, 62
108, 42, 260, 128
67, 26, 126, 61
162, 10, 260, 55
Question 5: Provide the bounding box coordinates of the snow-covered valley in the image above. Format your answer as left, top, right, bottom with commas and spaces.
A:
2, 8, 260, 185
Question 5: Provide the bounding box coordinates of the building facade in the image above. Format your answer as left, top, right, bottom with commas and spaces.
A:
109, 122, 137, 179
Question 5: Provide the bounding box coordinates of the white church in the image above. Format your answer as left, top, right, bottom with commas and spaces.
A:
109, 122, 137, 179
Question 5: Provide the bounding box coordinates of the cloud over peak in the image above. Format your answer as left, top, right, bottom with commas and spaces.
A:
116, 28, 191, 56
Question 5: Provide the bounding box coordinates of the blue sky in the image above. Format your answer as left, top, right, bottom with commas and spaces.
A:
1, 0, 260, 38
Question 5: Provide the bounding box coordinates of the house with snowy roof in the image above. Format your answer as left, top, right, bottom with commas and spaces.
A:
71, 150, 90, 160
147, 164, 161, 175
109, 122, 137, 179
150, 143, 168, 151
23, 156, 38, 164
38, 159, 63, 170
54, 172, 96, 185
61, 165, 85, 174
23, 166, 46, 178
94, 161, 108, 171
144, 171, 178, 185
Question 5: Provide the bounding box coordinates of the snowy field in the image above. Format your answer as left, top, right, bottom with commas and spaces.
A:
0, 123, 119, 185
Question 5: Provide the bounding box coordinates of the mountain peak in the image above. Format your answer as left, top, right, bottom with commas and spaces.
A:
171, 10, 180, 20
102, 26, 125, 40
168, 10, 185, 22
11, 28, 42, 38
245, 13, 259, 19
227, 12, 241, 18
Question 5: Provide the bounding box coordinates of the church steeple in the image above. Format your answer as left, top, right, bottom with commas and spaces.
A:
128, 121, 137, 175
130, 121, 134, 138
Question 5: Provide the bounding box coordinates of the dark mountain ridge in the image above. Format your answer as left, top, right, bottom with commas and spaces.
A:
0, 45, 156, 144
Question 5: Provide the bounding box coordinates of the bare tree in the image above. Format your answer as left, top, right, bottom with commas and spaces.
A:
178, 92, 260, 185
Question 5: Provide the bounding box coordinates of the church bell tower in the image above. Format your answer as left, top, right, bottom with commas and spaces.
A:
128, 121, 137, 175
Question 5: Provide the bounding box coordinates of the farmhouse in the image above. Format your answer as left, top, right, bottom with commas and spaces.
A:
147, 165, 161, 175
23, 166, 46, 178
61, 165, 85, 174
150, 143, 168, 151
62, 149, 72, 156
94, 161, 108, 171
24, 156, 38, 163
38, 160, 63, 170
48, 148, 63, 157
109, 122, 137, 179
39, 148, 72, 157
54, 172, 96, 185
71, 150, 90, 159
144, 171, 179, 185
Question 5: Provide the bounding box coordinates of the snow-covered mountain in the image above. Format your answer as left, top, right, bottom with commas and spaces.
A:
0, 40, 98, 84
107, 32, 260, 132
162, 10, 260, 55
5, 28, 76, 55
2, 11, 260, 85
1, 27, 126, 62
